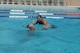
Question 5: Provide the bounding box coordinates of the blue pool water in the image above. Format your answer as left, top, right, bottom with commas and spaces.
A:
0, 18, 80, 53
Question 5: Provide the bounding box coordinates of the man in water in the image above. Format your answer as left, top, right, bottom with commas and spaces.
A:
35, 15, 56, 29
35, 15, 49, 26
27, 15, 56, 31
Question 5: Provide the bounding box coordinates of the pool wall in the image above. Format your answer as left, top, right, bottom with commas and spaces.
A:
0, 5, 80, 19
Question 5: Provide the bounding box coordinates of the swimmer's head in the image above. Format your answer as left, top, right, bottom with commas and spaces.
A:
37, 15, 43, 20
27, 20, 35, 28
27, 24, 35, 30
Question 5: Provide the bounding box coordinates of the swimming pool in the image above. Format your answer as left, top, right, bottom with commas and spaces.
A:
0, 18, 80, 53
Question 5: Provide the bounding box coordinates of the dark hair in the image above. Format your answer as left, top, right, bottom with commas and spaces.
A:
37, 15, 42, 18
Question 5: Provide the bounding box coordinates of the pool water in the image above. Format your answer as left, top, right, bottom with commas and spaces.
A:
0, 18, 80, 53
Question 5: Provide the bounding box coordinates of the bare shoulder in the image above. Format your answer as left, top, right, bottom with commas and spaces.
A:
43, 19, 47, 22
43, 19, 48, 23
